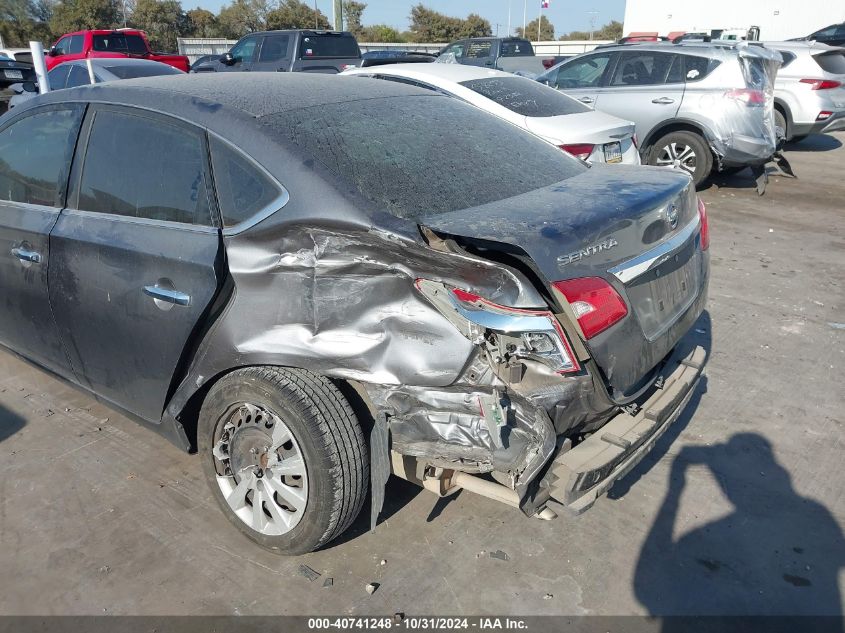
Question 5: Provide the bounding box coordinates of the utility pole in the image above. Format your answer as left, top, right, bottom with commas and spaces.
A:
314, 0, 319, 29
523, 0, 527, 35
333, 0, 343, 31
507, 0, 511, 36
587, 11, 598, 40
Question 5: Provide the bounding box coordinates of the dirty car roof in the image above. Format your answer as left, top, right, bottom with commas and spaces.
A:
30, 73, 439, 118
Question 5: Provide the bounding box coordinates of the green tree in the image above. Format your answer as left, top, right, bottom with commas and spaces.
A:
130, 0, 186, 51
341, 0, 364, 35
50, 0, 120, 37
0, 0, 53, 46
216, 0, 267, 38
409, 4, 469, 42
560, 20, 622, 41
185, 7, 217, 37
457, 12, 490, 38
516, 15, 553, 41
359, 23, 401, 42
265, 0, 329, 31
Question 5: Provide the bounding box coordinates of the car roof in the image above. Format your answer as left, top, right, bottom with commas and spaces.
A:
348, 62, 514, 83
31, 72, 438, 119
239, 29, 354, 37
762, 40, 845, 53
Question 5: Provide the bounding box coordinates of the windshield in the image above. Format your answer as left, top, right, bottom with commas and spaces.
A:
263, 94, 586, 220
104, 64, 182, 79
460, 76, 590, 117
92, 34, 148, 54
298, 34, 360, 59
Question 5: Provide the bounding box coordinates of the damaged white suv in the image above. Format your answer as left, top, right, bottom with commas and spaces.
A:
0, 73, 708, 554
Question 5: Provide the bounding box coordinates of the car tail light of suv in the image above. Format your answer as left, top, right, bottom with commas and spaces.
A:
551, 277, 628, 340
559, 144, 595, 160
800, 78, 842, 90
698, 197, 710, 251
724, 88, 766, 106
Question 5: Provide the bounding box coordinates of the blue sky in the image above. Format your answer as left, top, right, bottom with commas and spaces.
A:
194, 0, 627, 38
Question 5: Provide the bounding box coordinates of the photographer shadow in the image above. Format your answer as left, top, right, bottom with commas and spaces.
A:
633, 432, 845, 624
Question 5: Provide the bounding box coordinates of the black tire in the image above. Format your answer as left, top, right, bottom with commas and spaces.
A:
647, 130, 713, 188
774, 108, 788, 140
199, 366, 368, 555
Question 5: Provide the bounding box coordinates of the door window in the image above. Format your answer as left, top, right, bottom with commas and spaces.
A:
259, 34, 290, 63
553, 53, 612, 89
0, 108, 84, 207
53, 36, 71, 55
68, 34, 85, 54
610, 51, 678, 86
441, 42, 466, 59
65, 65, 91, 89
77, 109, 212, 225
48, 64, 71, 90
209, 137, 283, 228
465, 41, 493, 59
229, 36, 259, 63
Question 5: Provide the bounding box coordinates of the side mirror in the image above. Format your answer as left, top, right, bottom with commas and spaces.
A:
220, 52, 235, 65
48, 46, 60, 57
21, 82, 38, 93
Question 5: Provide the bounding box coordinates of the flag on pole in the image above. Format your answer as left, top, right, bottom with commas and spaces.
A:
541, 0, 549, 8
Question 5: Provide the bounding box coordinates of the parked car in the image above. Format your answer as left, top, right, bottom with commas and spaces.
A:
0, 73, 709, 554
343, 63, 640, 165
0, 49, 33, 65
192, 30, 361, 74
360, 50, 436, 68
0, 56, 36, 114
537, 42, 783, 186
45, 29, 190, 73
189, 54, 220, 72
796, 22, 845, 47
763, 41, 845, 141
7, 59, 184, 109
438, 37, 548, 75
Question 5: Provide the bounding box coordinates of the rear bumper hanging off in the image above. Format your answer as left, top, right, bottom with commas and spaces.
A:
545, 344, 706, 513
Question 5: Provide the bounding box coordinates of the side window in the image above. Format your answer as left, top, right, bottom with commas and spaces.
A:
48, 64, 71, 90
209, 136, 283, 228
259, 34, 290, 62
68, 34, 85, 54
229, 36, 258, 63
442, 42, 465, 59
65, 65, 91, 89
53, 36, 71, 55
683, 55, 720, 82
610, 52, 676, 86
466, 41, 492, 59
78, 110, 212, 225
554, 54, 611, 89
0, 108, 84, 207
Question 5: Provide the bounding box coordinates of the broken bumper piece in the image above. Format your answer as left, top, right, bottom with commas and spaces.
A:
546, 345, 706, 513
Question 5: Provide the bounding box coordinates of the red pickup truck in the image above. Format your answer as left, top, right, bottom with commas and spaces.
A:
45, 29, 190, 72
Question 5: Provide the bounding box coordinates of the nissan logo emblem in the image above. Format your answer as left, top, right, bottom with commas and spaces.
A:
667, 204, 679, 229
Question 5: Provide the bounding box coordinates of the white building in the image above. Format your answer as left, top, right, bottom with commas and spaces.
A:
623, 0, 845, 42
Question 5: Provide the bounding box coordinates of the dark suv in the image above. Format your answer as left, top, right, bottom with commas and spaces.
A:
193, 30, 361, 74
0, 74, 708, 554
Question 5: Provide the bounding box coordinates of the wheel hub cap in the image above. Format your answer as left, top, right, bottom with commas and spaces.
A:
212, 403, 308, 536
656, 142, 697, 176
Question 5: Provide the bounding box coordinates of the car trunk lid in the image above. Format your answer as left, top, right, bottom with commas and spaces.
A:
420, 165, 707, 398
524, 110, 635, 145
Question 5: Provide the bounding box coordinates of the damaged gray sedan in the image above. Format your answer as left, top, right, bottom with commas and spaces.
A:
0, 74, 709, 554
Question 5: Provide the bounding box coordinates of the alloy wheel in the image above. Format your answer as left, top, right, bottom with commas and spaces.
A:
655, 142, 698, 176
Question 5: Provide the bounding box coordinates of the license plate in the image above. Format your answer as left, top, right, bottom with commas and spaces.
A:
3, 70, 23, 80
604, 141, 623, 164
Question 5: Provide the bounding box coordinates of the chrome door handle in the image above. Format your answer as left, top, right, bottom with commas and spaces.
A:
11, 247, 42, 263
652, 97, 675, 104
143, 285, 191, 306
578, 96, 595, 103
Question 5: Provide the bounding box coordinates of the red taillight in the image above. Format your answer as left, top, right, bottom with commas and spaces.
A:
800, 78, 842, 90
552, 277, 628, 339
698, 197, 710, 251
559, 143, 595, 160
817, 110, 834, 121
724, 88, 766, 106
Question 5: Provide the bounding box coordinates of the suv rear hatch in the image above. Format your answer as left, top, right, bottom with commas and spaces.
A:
295, 31, 361, 73
421, 166, 708, 399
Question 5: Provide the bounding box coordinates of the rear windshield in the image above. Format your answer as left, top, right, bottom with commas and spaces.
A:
460, 76, 590, 117
815, 51, 845, 74
500, 39, 534, 57
93, 34, 148, 54
298, 34, 360, 59
14, 52, 33, 65
104, 64, 182, 79
263, 95, 585, 220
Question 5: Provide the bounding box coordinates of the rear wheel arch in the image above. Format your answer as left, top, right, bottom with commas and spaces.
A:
773, 100, 791, 138
641, 120, 711, 155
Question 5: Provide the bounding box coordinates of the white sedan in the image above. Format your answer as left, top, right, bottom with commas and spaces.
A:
343, 62, 640, 165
